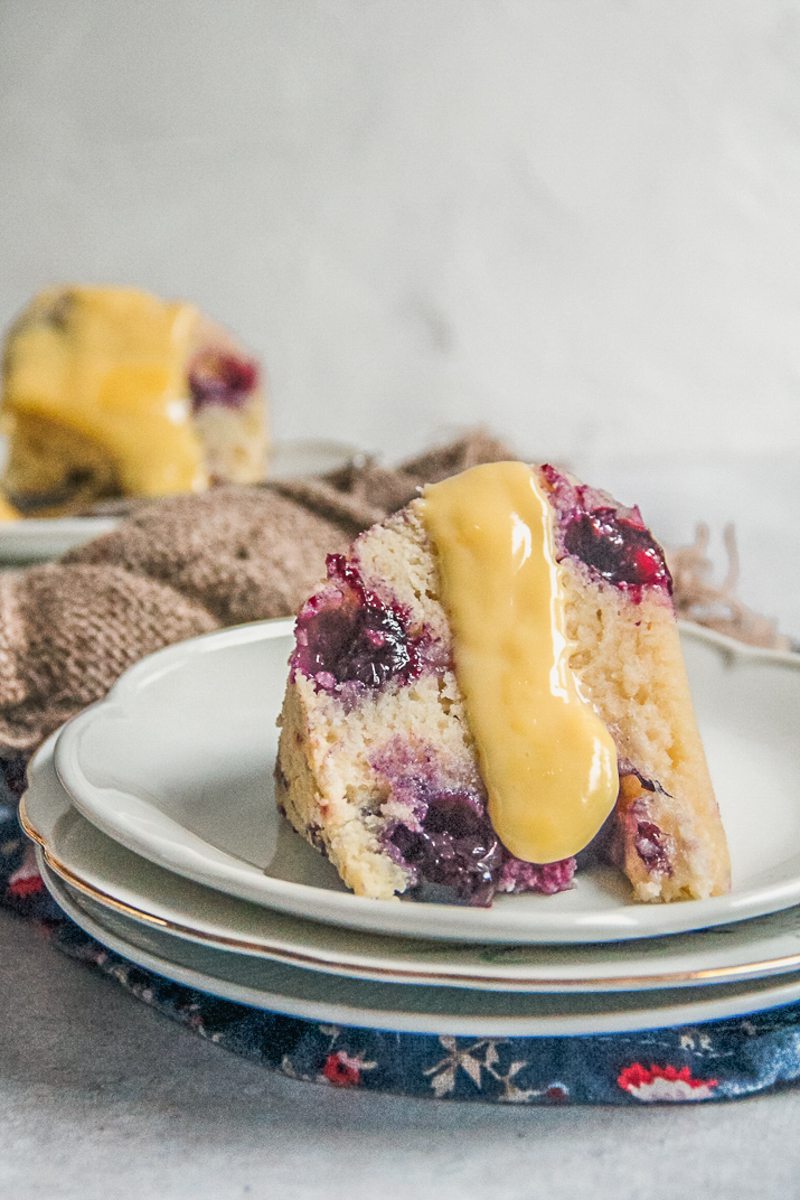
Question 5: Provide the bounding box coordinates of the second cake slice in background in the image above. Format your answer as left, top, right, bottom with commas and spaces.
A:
0, 285, 269, 516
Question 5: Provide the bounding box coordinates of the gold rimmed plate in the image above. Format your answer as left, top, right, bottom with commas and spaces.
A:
35, 856, 800, 1038
22, 731, 800, 995
52, 618, 800, 944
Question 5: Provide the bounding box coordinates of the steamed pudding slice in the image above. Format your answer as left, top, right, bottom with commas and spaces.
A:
1, 286, 268, 515
276, 461, 730, 905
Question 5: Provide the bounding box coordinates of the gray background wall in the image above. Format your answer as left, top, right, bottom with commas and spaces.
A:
3, 0, 800, 465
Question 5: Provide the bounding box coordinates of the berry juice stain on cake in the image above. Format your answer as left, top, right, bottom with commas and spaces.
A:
276, 460, 729, 906
373, 739, 574, 906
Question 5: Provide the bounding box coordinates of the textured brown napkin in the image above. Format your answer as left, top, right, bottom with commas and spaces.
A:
0, 431, 511, 754
0, 429, 787, 757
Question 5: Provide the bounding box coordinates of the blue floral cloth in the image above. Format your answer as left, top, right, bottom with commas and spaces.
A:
4, 763, 800, 1106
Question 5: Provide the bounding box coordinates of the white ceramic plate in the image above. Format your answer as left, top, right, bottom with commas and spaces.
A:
53, 617, 800, 943
37, 855, 800, 1037
23, 733, 800, 992
0, 515, 121, 562
0, 438, 359, 562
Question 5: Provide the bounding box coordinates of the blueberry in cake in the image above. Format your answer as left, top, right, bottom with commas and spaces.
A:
0, 285, 268, 515
276, 461, 730, 905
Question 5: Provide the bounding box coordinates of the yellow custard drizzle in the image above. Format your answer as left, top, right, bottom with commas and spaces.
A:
3, 286, 206, 496
0, 494, 21, 521
422, 461, 619, 864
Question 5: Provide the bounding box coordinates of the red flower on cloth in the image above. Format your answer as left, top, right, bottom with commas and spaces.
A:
8, 873, 44, 898
617, 1062, 719, 1102
7, 847, 44, 899
322, 1050, 370, 1088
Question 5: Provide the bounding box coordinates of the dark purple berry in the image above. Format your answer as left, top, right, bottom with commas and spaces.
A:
292, 556, 419, 691
540, 464, 672, 599
389, 790, 503, 907
563, 508, 672, 592
188, 351, 259, 411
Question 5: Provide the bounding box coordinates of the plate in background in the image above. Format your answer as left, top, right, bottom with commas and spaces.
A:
0, 437, 359, 562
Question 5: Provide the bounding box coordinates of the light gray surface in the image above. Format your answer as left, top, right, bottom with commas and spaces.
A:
2, 908, 800, 1199
3, 1, 800, 1190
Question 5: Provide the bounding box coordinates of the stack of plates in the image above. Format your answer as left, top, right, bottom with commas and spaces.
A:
20, 618, 800, 1038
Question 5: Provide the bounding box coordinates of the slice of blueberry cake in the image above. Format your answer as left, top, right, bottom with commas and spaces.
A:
1, 285, 268, 515
276, 461, 730, 905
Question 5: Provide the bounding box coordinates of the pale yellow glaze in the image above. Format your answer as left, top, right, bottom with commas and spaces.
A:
422, 461, 619, 863
0, 493, 21, 521
3, 286, 206, 495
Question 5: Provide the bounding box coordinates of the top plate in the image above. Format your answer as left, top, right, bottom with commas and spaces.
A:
0, 438, 359, 562
54, 618, 800, 944
24, 732, 800, 993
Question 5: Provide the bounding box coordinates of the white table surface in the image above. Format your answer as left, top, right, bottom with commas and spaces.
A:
2, 451, 799, 1196
3, 0, 800, 1186
3, 908, 800, 1199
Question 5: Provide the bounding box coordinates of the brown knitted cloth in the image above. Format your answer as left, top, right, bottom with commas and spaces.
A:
0, 431, 511, 754
0, 430, 787, 756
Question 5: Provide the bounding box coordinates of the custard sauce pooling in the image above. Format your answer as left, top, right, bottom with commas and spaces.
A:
4, 286, 206, 495
422, 461, 619, 864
